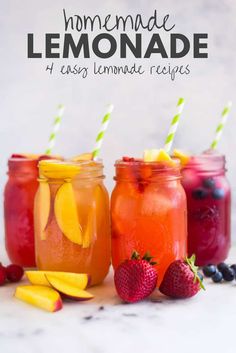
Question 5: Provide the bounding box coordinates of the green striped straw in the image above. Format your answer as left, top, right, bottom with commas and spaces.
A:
45, 104, 65, 155
92, 104, 114, 160
164, 98, 185, 153
210, 101, 232, 149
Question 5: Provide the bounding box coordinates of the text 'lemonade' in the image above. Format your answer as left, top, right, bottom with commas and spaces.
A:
34, 159, 110, 285
111, 157, 187, 284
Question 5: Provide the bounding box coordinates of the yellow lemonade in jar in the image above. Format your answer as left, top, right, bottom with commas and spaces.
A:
34, 159, 110, 285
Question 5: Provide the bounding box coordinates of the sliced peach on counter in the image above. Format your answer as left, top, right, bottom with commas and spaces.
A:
45, 275, 94, 301
26, 271, 89, 289
173, 149, 190, 166
34, 182, 51, 240
55, 182, 83, 245
15, 285, 63, 312
71, 153, 93, 161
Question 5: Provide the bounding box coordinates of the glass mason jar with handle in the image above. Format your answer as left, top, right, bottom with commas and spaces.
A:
111, 158, 187, 285
34, 159, 110, 286
181, 153, 231, 266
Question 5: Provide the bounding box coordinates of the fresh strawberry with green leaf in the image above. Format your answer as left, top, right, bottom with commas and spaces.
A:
114, 251, 157, 303
159, 255, 205, 298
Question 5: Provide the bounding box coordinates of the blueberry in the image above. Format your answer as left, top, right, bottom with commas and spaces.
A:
203, 264, 216, 277
217, 262, 228, 273
203, 178, 215, 189
192, 188, 208, 200
222, 267, 235, 281
197, 272, 204, 281
212, 188, 225, 200
230, 264, 236, 277
212, 270, 223, 283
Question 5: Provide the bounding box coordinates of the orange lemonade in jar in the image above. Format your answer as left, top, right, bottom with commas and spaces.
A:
111, 156, 187, 285
34, 159, 110, 285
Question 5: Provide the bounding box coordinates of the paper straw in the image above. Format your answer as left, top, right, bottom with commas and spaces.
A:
210, 101, 232, 149
92, 104, 114, 160
164, 98, 185, 153
45, 104, 65, 155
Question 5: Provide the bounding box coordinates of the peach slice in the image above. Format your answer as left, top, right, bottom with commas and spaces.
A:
82, 206, 95, 248
34, 182, 51, 240
71, 153, 93, 161
39, 160, 80, 179
82, 185, 105, 248
45, 275, 94, 301
55, 182, 83, 245
173, 149, 190, 166
26, 271, 89, 289
15, 285, 62, 312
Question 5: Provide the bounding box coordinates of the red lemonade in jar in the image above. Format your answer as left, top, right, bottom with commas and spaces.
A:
111, 152, 187, 285
4, 154, 57, 267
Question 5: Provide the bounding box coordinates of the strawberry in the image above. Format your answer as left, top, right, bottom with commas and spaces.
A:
159, 255, 205, 298
114, 251, 157, 303
122, 156, 135, 162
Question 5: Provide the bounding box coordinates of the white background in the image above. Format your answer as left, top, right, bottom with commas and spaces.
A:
0, 0, 236, 242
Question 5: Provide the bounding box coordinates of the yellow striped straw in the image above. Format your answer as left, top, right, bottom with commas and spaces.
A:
92, 104, 114, 160
210, 101, 232, 149
164, 98, 185, 153
45, 104, 65, 155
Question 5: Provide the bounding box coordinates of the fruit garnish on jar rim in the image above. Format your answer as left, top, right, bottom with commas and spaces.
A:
143, 148, 176, 166
173, 149, 190, 166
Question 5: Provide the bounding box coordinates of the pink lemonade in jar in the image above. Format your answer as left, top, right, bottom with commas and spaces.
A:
181, 152, 231, 266
4, 154, 58, 267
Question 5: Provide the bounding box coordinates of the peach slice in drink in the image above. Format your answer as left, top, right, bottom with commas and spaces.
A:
54, 182, 83, 245
15, 285, 63, 312
25, 271, 90, 289
34, 182, 51, 240
39, 160, 80, 179
82, 184, 107, 248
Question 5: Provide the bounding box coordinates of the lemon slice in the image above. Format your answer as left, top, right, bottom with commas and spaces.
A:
143, 149, 175, 165
156, 149, 175, 165
143, 149, 160, 162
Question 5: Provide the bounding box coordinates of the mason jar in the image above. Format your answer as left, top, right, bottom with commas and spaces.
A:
34, 159, 110, 285
111, 159, 187, 284
181, 153, 231, 266
4, 156, 39, 267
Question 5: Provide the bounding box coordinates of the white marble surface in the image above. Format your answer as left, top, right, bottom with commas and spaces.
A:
1, 245, 236, 353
